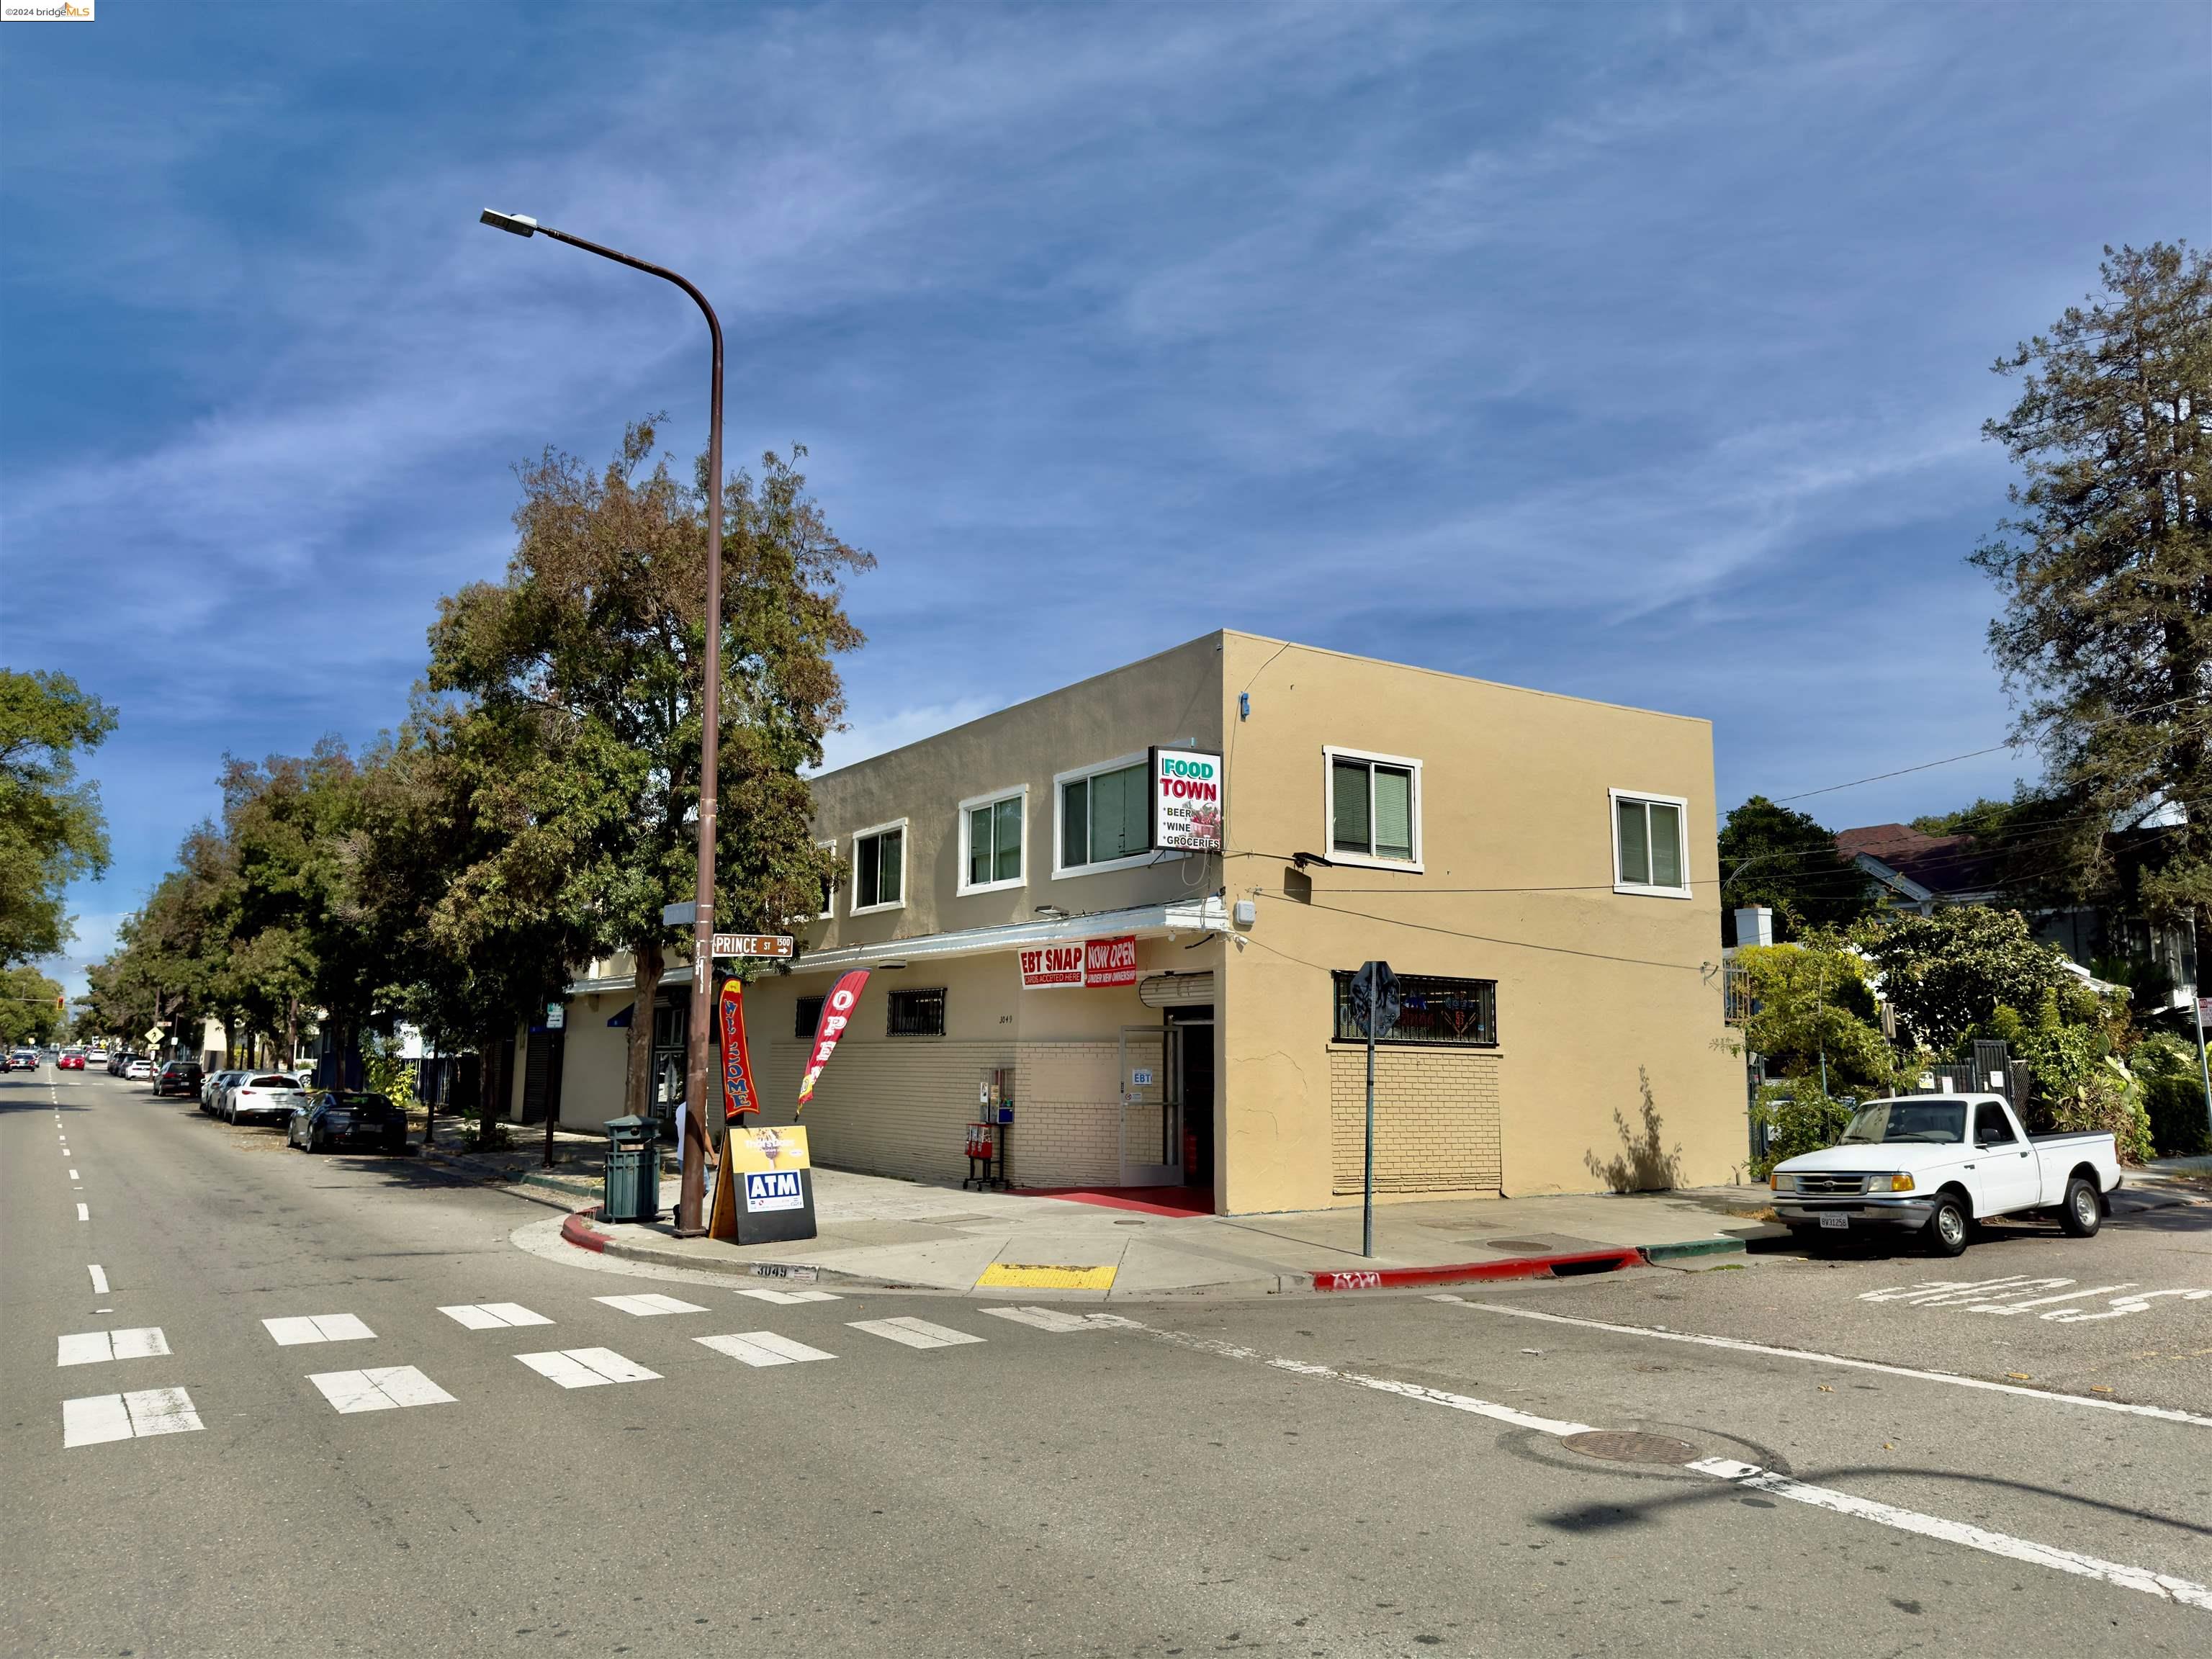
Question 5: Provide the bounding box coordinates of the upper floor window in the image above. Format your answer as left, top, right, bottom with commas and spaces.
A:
1611, 790, 1689, 896
852, 820, 906, 913
1326, 748, 1421, 870
960, 788, 1025, 894
1056, 755, 1149, 874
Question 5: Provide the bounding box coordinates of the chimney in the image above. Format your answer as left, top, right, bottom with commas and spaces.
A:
1734, 906, 1773, 948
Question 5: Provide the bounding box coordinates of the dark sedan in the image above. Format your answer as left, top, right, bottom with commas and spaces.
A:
155, 1058, 203, 1096
287, 1091, 409, 1155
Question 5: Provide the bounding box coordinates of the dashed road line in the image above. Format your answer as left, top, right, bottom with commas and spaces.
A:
696, 1331, 837, 1367
263, 1313, 377, 1346
846, 1316, 986, 1351
1433, 1296, 2212, 1428
58, 1327, 170, 1367
439, 1302, 554, 1330
593, 1292, 708, 1317
516, 1347, 660, 1388
76, 1203, 89, 1221
63, 1388, 203, 1448
309, 1366, 457, 1413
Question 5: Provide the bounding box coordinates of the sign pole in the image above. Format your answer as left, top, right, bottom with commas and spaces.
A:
1362, 963, 1377, 1259
2193, 918, 2211, 1142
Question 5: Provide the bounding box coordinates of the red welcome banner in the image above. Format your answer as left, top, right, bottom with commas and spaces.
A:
796, 968, 870, 1112
719, 979, 760, 1120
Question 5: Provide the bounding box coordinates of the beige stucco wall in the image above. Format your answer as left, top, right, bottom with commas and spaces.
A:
1215, 632, 1744, 1212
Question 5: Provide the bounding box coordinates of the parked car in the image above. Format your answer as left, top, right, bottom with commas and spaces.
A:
202, 1069, 246, 1114
85, 1047, 111, 1066
58, 1050, 85, 1071
107, 1050, 130, 1075
8, 1048, 37, 1071
226, 1073, 309, 1125
154, 1058, 203, 1097
124, 1058, 156, 1081
288, 1091, 408, 1155
1769, 1093, 2121, 1257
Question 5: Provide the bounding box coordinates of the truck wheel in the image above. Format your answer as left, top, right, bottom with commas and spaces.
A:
1924, 1194, 1970, 1257
2058, 1177, 2102, 1238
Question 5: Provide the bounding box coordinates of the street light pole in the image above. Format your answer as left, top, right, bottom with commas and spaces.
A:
480, 209, 725, 1236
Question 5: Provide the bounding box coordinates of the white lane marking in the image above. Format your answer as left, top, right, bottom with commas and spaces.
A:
76, 1203, 89, 1221
1440, 1298, 2212, 1429
593, 1292, 708, 1317
309, 1366, 457, 1413
1689, 1457, 2212, 1612
57, 1328, 171, 1367
88, 1264, 109, 1295
734, 1287, 842, 1305
63, 1388, 203, 1448
516, 1347, 660, 1388
2048, 1288, 2212, 1323
845, 1316, 986, 1351
68, 1169, 79, 1181
981, 1305, 1115, 1334
262, 1313, 377, 1346
696, 1331, 837, 1367
439, 1302, 554, 1330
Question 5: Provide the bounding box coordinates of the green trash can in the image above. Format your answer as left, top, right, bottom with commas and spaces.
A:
601, 1114, 660, 1223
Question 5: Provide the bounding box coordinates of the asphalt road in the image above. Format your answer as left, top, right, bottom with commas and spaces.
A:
6, 1064, 2208, 1658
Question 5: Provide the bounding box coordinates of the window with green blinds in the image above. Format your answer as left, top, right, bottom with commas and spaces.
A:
1331, 756, 1416, 863
1614, 795, 1686, 891
966, 796, 1023, 886
1060, 763, 1147, 868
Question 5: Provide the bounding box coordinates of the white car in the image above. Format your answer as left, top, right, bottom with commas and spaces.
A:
1770, 1092, 2121, 1256
124, 1058, 156, 1081
85, 1047, 111, 1066
225, 1073, 310, 1125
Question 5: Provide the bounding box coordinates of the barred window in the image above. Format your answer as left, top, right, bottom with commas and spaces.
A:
886, 988, 946, 1037
794, 996, 824, 1039
1331, 971, 1496, 1046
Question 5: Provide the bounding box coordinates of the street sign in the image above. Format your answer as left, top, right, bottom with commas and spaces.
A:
1349, 961, 1401, 1038
545, 1002, 566, 1030
711, 933, 794, 960
143, 1025, 163, 1044
662, 900, 698, 927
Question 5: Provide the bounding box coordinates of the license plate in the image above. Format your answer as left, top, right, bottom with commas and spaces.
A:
1818, 1214, 1849, 1231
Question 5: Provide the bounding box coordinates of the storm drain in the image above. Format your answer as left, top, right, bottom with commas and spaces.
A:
1561, 1430, 1700, 1465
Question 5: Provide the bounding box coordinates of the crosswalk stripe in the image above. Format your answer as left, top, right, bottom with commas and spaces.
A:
734, 1287, 842, 1305
310, 1366, 457, 1413
439, 1302, 554, 1330
594, 1293, 709, 1317
516, 1347, 660, 1388
63, 1388, 203, 1448
696, 1331, 837, 1367
979, 1305, 1108, 1333
846, 1316, 985, 1351
58, 1327, 171, 1366
263, 1313, 376, 1346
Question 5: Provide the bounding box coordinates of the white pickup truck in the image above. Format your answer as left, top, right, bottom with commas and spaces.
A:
1768, 1092, 2121, 1257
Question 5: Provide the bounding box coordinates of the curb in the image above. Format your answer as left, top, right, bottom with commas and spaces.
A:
559, 1208, 608, 1253
1310, 1246, 1644, 1291
1638, 1237, 1750, 1264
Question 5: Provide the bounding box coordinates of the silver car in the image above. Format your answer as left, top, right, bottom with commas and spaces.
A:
226, 1073, 310, 1125
202, 1069, 245, 1114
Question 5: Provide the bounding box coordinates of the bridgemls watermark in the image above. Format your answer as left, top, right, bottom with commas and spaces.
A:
3, 0, 95, 18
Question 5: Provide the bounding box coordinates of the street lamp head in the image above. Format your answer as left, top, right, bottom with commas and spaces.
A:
479, 209, 538, 238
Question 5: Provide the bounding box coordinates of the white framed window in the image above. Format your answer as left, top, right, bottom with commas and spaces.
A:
815, 840, 836, 920
958, 786, 1028, 895
1611, 789, 1690, 897
1323, 747, 1423, 871
850, 819, 907, 914
1053, 752, 1157, 878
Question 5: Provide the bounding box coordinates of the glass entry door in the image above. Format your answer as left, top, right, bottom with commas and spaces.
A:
1118, 1025, 1177, 1186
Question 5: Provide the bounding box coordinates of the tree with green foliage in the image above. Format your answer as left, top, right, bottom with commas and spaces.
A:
1719, 796, 1873, 942
1733, 931, 1898, 1099
428, 422, 870, 1123
1851, 907, 2080, 1053
0, 963, 67, 1048
0, 670, 115, 966
1971, 242, 2212, 922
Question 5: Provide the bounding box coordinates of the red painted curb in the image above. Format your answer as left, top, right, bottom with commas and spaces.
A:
560, 1208, 608, 1254
1310, 1247, 1642, 1291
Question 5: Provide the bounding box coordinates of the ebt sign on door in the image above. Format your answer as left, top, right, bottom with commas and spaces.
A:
1149, 748, 1223, 851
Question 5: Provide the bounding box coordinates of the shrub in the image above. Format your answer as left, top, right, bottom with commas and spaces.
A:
1751, 1077, 1856, 1180
2144, 1073, 2211, 1158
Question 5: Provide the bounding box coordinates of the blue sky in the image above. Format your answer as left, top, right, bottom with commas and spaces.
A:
2, 1, 2205, 994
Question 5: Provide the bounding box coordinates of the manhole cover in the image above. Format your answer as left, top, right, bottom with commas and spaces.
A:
1562, 1430, 1700, 1465
1485, 1238, 1557, 1254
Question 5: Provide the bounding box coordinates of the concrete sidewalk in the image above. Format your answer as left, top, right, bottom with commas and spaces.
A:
557, 1165, 1789, 1298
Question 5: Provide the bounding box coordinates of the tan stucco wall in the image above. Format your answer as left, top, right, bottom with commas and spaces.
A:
1215, 632, 1744, 1212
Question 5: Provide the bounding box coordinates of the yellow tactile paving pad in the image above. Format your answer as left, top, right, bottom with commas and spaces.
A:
975, 1262, 1118, 1290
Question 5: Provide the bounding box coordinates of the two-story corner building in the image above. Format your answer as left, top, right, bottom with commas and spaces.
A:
547, 630, 1747, 1214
